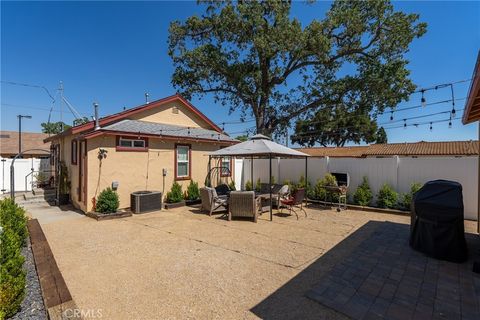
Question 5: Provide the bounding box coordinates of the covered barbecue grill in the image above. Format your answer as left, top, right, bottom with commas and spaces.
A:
322, 172, 349, 211
409, 180, 468, 263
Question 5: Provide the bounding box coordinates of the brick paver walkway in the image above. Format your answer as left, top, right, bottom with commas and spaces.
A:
306, 222, 480, 320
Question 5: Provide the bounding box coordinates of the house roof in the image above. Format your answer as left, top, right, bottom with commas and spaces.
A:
298, 140, 479, 158
209, 134, 309, 158
45, 94, 223, 142
463, 51, 480, 124
94, 119, 237, 143
0, 131, 50, 156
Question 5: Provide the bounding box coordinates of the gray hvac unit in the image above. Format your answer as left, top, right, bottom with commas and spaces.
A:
131, 191, 162, 214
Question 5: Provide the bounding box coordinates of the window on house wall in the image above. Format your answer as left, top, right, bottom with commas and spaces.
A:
176, 144, 190, 179
221, 157, 231, 176
71, 140, 78, 165
116, 136, 148, 151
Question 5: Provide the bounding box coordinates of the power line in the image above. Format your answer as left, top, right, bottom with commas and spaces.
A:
1, 80, 55, 102
1, 103, 63, 113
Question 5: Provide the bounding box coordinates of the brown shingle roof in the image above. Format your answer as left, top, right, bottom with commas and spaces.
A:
298, 140, 479, 157
0, 131, 50, 157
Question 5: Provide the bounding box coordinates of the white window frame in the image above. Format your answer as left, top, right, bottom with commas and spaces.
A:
176, 145, 190, 178
118, 137, 145, 148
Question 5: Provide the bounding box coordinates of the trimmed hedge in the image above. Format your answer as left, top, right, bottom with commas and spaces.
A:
0, 198, 28, 319
96, 187, 120, 213
166, 182, 183, 203
186, 180, 200, 200
376, 184, 398, 209
353, 176, 373, 206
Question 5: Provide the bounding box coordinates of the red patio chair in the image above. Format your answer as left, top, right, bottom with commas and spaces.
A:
280, 188, 307, 220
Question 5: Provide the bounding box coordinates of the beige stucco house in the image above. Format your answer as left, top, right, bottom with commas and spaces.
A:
45, 94, 237, 213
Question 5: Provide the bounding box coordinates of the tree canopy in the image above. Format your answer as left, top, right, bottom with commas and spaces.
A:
41, 122, 71, 134
169, 0, 426, 139
376, 127, 388, 144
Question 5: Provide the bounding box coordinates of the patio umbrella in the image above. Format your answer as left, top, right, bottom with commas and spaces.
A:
208, 134, 310, 221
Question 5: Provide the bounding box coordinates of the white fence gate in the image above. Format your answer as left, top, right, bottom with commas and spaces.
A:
0, 157, 50, 193
235, 156, 479, 220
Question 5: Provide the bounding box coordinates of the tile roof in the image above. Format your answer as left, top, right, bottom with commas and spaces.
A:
0, 131, 51, 156
100, 119, 237, 143
298, 140, 479, 157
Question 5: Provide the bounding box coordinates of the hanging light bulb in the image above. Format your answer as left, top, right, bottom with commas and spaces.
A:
450, 84, 456, 117
448, 120, 452, 128
390, 111, 394, 121
421, 90, 426, 107
221, 122, 225, 131
429, 122, 433, 131
403, 119, 407, 128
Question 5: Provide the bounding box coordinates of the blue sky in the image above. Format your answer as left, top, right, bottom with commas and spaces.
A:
1, 1, 479, 145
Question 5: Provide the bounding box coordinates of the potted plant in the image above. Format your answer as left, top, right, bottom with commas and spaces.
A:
185, 180, 201, 206
165, 182, 186, 209
58, 161, 70, 205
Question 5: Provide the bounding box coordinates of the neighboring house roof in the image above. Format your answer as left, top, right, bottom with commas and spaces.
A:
463, 50, 480, 124
298, 140, 479, 158
0, 131, 50, 156
45, 94, 223, 142
96, 119, 237, 143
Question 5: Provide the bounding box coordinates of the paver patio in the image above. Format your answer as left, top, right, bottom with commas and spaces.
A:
26, 204, 478, 319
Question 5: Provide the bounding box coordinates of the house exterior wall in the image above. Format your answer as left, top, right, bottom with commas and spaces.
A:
85, 135, 226, 212
129, 101, 210, 129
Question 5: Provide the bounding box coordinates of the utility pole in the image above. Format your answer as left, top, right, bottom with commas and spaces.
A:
59, 81, 64, 131
17, 114, 32, 156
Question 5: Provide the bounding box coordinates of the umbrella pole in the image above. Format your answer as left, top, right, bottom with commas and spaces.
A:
270, 154, 273, 221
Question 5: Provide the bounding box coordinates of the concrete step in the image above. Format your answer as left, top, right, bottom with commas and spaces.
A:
32, 188, 56, 196
18, 198, 56, 206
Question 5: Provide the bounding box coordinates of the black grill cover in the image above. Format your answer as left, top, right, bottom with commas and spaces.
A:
409, 180, 468, 263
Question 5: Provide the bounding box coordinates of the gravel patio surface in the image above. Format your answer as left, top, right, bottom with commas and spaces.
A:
31, 205, 477, 320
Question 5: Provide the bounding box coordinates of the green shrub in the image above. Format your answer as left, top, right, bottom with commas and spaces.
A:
228, 180, 236, 191
0, 199, 28, 318
245, 180, 253, 191
0, 267, 26, 319
313, 173, 338, 202
377, 184, 398, 209
255, 178, 261, 192
0, 199, 28, 245
270, 175, 276, 184
166, 182, 183, 203
96, 187, 119, 213
400, 182, 422, 210
186, 180, 200, 200
297, 175, 314, 198
353, 177, 373, 206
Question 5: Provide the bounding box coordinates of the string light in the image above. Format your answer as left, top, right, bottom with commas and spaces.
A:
390, 111, 394, 121
421, 90, 426, 107
403, 119, 407, 128
429, 122, 433, 131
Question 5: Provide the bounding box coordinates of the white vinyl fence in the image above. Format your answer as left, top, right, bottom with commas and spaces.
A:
0, 157, 50, 193
235, 156, 479, 220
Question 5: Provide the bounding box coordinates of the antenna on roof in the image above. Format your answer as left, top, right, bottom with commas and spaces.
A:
145, 92, 149, 104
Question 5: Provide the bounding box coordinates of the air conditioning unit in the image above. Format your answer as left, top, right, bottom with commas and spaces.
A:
131, 191, 162, 214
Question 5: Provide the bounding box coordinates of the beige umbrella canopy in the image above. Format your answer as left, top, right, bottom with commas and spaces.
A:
208, 134, 309, 221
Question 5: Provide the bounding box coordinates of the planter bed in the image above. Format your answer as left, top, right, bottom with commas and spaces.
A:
306, 198, 410, 216
185, 199, 201, 206
86, 210, 132, 221
164, 201, 186, 209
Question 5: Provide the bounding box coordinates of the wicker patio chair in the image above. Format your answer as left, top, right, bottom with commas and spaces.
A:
200, 187, 228, 216
280, 188, 307, 220
228, 191, 261, 223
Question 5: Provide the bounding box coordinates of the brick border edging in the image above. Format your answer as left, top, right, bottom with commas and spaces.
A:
27, 219, 80, 319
